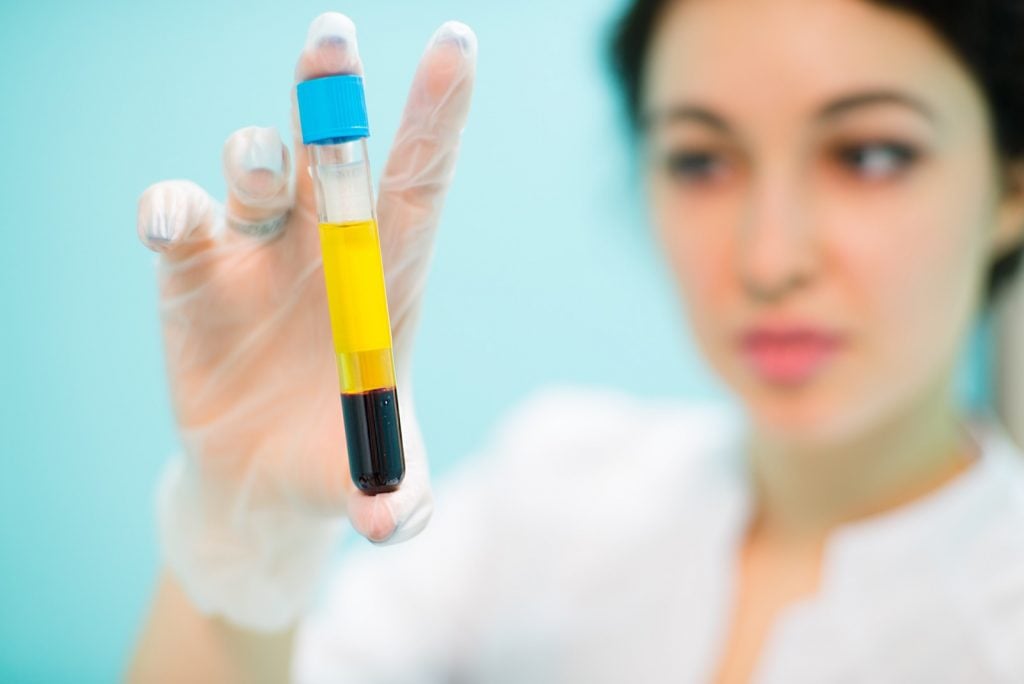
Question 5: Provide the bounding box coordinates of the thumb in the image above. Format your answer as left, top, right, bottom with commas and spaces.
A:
345, 392, 434, 545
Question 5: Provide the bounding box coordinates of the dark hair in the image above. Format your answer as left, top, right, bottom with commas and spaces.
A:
609, 0, 1024, 302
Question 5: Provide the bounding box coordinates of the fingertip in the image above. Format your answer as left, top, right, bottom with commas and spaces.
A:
348, 490, 398, 543
222, 126, 290, 205
136, 180, 214, 255
415, 21, 477, 104
296, 12, 363, 80
428, 20, 477, 59
305, 12, 357, 53
382, 490, 433, 545
137, 181, 181, 252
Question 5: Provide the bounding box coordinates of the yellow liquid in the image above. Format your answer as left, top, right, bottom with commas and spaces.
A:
318, 219, 397, 393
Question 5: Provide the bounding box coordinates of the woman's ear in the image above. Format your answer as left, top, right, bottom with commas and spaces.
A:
993, 158, 1024, 258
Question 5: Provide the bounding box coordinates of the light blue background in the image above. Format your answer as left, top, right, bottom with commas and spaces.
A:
0, 0, 991, 680
0, 0, 729, 679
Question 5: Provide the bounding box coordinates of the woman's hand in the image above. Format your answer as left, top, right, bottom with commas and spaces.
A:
135, 12, 476, 630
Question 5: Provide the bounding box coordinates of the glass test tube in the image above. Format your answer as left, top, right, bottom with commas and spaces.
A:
297, 74, 405, 494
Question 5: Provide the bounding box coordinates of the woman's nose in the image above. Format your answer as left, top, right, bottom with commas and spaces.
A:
738, 173, 819, 304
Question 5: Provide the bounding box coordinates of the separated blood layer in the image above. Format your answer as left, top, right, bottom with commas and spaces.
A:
319, 219, 405, 493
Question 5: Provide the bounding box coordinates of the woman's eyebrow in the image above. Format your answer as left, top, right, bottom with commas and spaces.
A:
642, 105, 733, 134
642, 88, 937, 133
817, 89, 937, 124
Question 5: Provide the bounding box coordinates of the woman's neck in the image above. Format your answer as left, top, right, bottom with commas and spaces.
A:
745, 380, 977, 543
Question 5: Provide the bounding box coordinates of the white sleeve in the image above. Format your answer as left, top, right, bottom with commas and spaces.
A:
290, 384, 713, 682
291, 460, 497, 682
290, 386, 579, 683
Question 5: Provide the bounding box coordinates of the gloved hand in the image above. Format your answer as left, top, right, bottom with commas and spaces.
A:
136, 12, 477, 632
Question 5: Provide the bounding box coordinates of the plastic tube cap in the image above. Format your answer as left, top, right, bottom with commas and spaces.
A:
296, 74, 370, 145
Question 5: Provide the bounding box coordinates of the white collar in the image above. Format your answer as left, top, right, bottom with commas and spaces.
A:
707, 410, 1024, 594
822, 413, 1023, 590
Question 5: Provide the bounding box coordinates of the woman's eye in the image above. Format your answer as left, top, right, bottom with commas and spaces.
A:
664, 150, 726, 183
835, 141, 920, 179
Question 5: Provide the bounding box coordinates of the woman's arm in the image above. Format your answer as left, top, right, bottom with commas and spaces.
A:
127, 571, 294, 684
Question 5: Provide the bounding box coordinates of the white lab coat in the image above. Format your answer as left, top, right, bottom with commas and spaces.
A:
292, 385, 1024, 683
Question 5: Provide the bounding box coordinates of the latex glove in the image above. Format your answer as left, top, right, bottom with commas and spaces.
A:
136, 12, 477, 631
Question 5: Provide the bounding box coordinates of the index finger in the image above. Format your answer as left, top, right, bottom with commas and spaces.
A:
290, 12, 365, 226
294, 12, 363, 81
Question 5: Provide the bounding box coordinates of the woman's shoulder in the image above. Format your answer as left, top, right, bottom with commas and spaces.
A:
439, 384, 746, 586
486, 383, 742, 465
969, 413, 1024, 524
467, 383, 745, 506
949, 416, 1024, 670
491, 383, 741, 443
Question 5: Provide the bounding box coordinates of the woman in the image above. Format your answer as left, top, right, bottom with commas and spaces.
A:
130, 1, 1024, 681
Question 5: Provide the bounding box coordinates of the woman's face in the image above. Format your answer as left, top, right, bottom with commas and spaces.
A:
644, 0, 1024, 445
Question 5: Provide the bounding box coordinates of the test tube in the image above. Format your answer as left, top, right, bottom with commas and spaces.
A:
296, 74, 405, 494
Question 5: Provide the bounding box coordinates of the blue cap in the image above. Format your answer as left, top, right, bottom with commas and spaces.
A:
296, 74, 370, 145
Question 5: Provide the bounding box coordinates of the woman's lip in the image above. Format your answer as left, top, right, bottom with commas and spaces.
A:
737, 327, 846, 386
